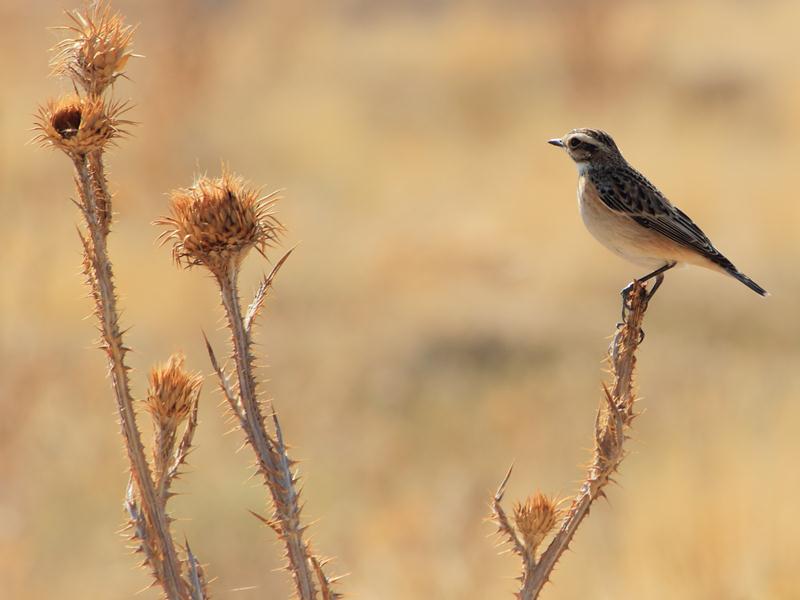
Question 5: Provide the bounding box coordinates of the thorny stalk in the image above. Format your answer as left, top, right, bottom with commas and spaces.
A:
74, 141, 187, 600
217, 269, 321, 600
36, 3, 206, 597
493, 281, 650, 600
157, 171, 338, 599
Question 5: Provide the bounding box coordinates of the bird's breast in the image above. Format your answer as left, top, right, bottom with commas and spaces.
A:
577, 176, 632, 248
577, 175, 686, 269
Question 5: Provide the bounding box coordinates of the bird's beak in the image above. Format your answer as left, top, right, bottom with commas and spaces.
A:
548, 138, 565, 148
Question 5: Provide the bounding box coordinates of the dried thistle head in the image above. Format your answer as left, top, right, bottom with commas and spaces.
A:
513, 493, 562, 555
145, 354, 202, 432
51, 1, 137, 94
156, 169, 284, 277
34, 95, 128, 157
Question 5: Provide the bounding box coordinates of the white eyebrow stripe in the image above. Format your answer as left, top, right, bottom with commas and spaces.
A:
568, 133, 600, 147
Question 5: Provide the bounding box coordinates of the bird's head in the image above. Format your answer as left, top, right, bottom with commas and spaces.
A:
548, 129, 622, 169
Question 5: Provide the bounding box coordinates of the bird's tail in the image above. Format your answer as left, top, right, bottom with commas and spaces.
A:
730, 269, 769, 296
707, 252, 768, 296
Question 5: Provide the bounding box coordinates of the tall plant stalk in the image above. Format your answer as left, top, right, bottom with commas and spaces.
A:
493, 281, 650, 599
157, 170, 339, 600
36, 4, 205, 597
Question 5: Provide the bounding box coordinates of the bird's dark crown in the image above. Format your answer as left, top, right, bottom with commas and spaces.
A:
571, 129, 617, 149
557, 129, 624, 165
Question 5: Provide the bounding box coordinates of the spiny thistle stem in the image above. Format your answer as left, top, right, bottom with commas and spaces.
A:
73, 155, 187, 599
495, 281, 650, 600
88, 149, 113, 235
216, 268, 319, 600
157, 169, 337, 599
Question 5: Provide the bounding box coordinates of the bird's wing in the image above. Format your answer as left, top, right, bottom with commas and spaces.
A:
589, 167, 719, 258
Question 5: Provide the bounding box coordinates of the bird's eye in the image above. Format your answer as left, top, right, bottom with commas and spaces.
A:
568, 138, 581, 148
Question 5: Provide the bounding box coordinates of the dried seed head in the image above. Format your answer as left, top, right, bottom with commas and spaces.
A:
513, 493, 561, 554
156, 169, 284, 277
145, 354, 202, 431
34, 95, 128, 157
51, 2, 137, 94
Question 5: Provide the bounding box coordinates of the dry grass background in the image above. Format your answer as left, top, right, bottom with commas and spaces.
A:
2, 0, 799, 598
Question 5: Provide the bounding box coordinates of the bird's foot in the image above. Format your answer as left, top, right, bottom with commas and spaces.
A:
618, 281, 647, 346
619, 282, 637, 320
614, 320, 645, 344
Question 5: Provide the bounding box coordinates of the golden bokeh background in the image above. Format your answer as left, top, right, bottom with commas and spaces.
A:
2, 1, 799, 598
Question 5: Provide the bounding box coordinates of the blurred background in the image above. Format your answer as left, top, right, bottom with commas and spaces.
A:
2, 1, 799, 598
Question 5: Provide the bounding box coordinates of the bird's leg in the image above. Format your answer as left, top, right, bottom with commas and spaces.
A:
645, 273, 665, 301
619, 261, 676, 329
637, 261, 675, 300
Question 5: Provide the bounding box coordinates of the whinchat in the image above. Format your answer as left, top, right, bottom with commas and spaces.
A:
548, 128, 767, 298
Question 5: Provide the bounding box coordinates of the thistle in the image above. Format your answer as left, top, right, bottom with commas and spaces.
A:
155, 170, 283, 278
51, 0, 137, 95
34, 95, 129, 158
36, 3, 205, 598
492, 282, 651, 600
157, 169, 339, 600
145, 354, 203, 497
513, 493, 562, 557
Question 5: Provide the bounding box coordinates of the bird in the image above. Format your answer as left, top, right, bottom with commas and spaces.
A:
548, 128, 767, 301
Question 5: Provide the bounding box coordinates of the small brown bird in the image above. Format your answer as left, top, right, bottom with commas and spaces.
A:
549, 128, 767, 299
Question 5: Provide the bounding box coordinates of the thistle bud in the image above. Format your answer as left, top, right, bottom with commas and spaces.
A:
156, 169, 283, 277
51, 2, 137, 94
145, 354, 201, 431
34, 95, 127, 157
513, 493, 561, 555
